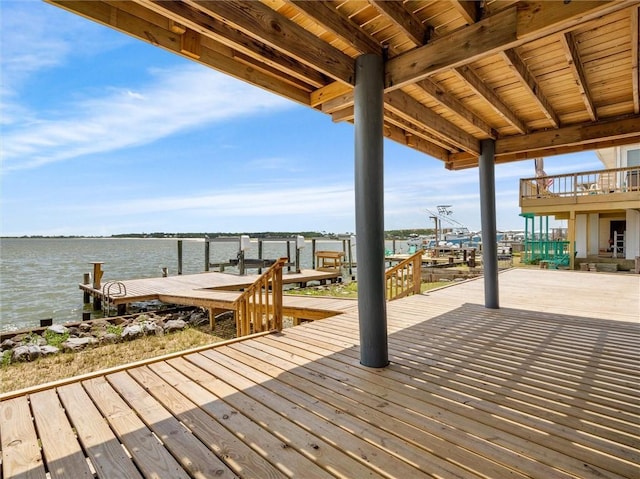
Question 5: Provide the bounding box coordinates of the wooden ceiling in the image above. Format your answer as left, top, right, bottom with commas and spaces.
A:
47, 0, 640, 169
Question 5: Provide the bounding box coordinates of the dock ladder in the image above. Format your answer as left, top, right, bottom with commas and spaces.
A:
102, 281, 127, 317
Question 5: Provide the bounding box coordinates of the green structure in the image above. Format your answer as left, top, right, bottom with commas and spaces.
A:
520, 213, 571, 268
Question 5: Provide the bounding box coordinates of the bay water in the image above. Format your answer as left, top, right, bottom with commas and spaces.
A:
0, 237, 392, 332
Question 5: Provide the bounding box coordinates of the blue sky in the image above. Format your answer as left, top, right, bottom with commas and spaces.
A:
0, 1, 604, 237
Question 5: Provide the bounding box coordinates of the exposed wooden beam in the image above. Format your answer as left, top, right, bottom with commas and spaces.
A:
185, 0, 355, 85
48, 0, 311, 105
369, 0, 428, 46
450, 0, 481, 24
632, 6, 639, 114
559, 32, 598, 122
289, 1, 382, 55
321, 91, 354, 114
416, 77, 496, 138
455, 65, 529, 134
384, 90, 480, 154
383, 110, 460, 151
330, 106, 354, 123
384, 123, 450, 161
502, 49, 560, 128
385, 1, 632, 91
310, 82, 352, 108
139, 0, 328, 89
497, 114, 640, 155
448, 135, 640, 169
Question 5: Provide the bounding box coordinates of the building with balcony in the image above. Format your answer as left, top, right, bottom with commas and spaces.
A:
520, 144, 640, 270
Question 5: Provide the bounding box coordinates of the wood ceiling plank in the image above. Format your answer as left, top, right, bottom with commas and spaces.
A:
385, 1, 633, 91
186, 0, 355, 85
559, 32, 598, 121
454, 65, 529, 133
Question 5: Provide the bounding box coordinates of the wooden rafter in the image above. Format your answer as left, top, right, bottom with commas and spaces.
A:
501, 49, 560, 128
455, 65, 529, 134
369, 1, 428, 46
559, 32, 598, 122
138, 0, 328, 89
384, 90, 480, 154
383, 110, 461, 152
185, 0, 355, 84
450, 0, 481, 24
289, 1, 382, 56
632, 6, 639, 114
415, 78, 496, 138
383, 122, 450, 161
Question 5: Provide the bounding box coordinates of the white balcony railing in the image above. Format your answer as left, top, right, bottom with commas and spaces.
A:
520, 165, 640, 200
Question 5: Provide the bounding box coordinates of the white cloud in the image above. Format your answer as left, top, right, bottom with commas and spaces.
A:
1, 66, 293, 171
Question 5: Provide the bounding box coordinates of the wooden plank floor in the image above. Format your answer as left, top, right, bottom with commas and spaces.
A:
2, 269, 638, 479
79, 269, 341, 304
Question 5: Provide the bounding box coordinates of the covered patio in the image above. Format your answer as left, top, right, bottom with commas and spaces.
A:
44, 0, 640, 366
1, 268, 638, 478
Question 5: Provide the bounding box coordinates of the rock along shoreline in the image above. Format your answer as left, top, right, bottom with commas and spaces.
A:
0, 307, 214, 365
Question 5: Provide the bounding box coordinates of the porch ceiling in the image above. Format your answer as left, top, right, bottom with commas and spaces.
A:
47, 0, 640, 169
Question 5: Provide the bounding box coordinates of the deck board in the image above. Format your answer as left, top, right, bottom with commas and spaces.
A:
2, 269, 639, 479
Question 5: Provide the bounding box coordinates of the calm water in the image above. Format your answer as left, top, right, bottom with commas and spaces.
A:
0, 237, 378, 332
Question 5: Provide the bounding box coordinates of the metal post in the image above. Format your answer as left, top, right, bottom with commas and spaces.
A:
354, 53, 388, 368
204, 238, 210, 272
258, 239, 263, 274
177, 240, 183, 275
479, 139, 499, 309
311, 239, 316, 269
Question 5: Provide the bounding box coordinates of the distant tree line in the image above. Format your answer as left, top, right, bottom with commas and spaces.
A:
7, 229, 434, 239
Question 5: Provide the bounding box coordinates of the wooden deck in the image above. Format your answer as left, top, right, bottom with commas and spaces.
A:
2, 269, 638, 479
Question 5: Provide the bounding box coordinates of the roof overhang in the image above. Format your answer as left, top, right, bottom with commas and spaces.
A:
47, 0, 640, 169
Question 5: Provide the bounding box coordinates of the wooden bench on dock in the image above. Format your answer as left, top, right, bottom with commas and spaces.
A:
315, 250, 344, 272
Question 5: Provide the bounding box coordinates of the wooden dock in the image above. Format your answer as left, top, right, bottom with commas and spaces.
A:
80, 269, 342, 305
2, 268, 638, 479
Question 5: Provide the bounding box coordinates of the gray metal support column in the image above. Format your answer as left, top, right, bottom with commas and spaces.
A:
478, 139, 499, 309
354, 53, 388, 367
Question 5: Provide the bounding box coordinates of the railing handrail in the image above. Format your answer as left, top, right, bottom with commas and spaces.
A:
520, 164, 638, 183
520, 164, 639, 200
385, 251, 423, 301
233, 257, 287, 337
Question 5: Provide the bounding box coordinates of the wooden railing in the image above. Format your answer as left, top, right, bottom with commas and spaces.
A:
233, 257, 286, 337
385, 251, 423, 301
520, 165, 640, 200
